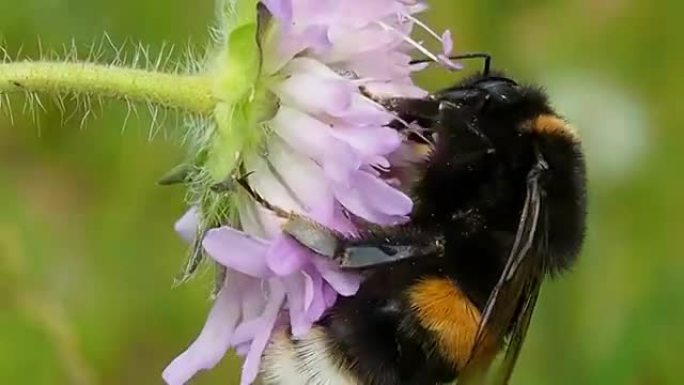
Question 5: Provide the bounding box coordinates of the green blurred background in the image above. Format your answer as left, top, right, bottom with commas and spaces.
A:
0, 0, 681, 384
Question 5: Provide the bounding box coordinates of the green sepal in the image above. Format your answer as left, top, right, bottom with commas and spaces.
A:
157, 163, 192, 186
204, 0, 276, 183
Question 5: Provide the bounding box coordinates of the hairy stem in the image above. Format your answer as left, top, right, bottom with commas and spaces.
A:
0, 61, 217, 115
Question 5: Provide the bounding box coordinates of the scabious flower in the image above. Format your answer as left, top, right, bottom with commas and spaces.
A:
163, 1, 456, 384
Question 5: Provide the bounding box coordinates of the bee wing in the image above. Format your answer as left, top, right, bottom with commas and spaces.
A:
459, 153, 548, 385
494, 272, 543, 384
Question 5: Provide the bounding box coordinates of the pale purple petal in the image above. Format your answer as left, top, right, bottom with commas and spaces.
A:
266, 139, 336, 224
335, 0, 404, 28
290, 0, 336, 25
436, 30, 462, 70
367, 155, 391, 170
321, 24, 398, 62
276, 73, 354, 116
262, 0, 293, 24
333, 170, 412, 223
303, 269, 327, 322
229, 277, 271, 348
329, 203, 357, 233
344, 51, 413, 79
162, 282, 240, 385
406, 1, 429, 14
266, 235, 309, 276
272, 106, 361, 184
231, 276, 268, 351
232, 319, 262, 347
272, 106, 343, 157
275, 58, 393, 123
362, 80, 428, 98
240, 280, 286, 385
362, 163, 382, 176
333, 181, 391, 224
282, 274, 313, 337
322, 159, 356, 187
303, 270, 315, 310
264, 25, 331, 74
239, 277, 267, 321
237, 194, 281, 239
175, 207, 200, 243
334, 94, 395, 126
438, 54, 462, 71
243, 153, 305, 214
323, 283, 338, 307
409, 62, 430, 72
329, 125, 402, 158
312, 256, 362, 296
280, 56, 340, 78
234, 342, 251, 358
300, 25, 335, 56
203, 227, 272, 278
353, 171, 413, 216
441, 30, 453, 56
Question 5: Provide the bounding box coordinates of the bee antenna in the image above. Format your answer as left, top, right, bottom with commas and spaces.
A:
410, 52, 492, 76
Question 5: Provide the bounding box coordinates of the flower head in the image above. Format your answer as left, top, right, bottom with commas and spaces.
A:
163, 1, 456, 384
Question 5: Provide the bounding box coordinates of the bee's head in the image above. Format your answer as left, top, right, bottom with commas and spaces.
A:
423, 74, 557, 215
433, 73, 555, 153
435, 75, 522, 111
411, 53, 531, 119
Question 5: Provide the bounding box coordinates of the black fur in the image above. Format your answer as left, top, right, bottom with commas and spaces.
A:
296, 72, 587, 385
319, 255, 458, 385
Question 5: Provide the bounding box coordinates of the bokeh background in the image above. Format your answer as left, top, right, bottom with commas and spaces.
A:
1, 0, 682, 384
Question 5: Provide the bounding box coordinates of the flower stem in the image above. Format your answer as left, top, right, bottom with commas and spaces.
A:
0, 61, 217, 115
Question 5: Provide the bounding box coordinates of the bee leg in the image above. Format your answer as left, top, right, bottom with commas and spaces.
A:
341, 226, 445, 268
283, 216, 444, 269
337, 236, 445, 269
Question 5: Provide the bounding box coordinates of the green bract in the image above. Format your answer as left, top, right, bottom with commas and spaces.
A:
205, 0, 276, 183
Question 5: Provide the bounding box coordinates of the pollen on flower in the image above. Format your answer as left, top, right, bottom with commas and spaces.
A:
164, 1, 458, 385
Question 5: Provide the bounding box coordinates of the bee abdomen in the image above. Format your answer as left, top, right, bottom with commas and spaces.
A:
261, 327, 359, 385
261, 276, 487, 385
405, 277, 484, 370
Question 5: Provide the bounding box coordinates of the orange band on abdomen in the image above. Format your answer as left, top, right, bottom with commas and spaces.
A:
407, 277, 483, 369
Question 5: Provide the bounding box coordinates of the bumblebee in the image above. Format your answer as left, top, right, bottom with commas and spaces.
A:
261, 54, 587, 385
